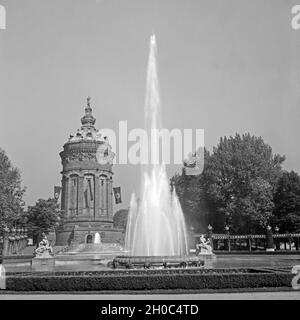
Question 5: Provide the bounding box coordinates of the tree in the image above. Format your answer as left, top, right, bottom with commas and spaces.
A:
203, 133, 285, 233
272, 171, 300, 233
26, 198, 61, 243
113, 209, 129, 230
0, 148, 26, 234
171, 148, 213, 233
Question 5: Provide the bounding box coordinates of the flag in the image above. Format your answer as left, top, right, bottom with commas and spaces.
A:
54, 186, 62, 200
113, 187, 122, 204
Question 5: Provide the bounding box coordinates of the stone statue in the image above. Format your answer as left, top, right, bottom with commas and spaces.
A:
96, 138, 115, 165
0, 264, 5, 290
183, 148, 203, 176
196, 234, 213, 255
35, 232, 53, 258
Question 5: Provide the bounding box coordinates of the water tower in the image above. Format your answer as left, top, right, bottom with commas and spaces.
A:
55, 97, 123, 246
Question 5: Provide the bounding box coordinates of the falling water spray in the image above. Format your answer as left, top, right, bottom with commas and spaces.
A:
125, 35, 189, 256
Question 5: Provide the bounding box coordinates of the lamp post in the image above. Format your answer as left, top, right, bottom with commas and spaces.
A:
189, 225, 195, 250
208, 224, 213, 250
225, 225, 230, 252
266, 225, 275, 252
274, 226, 280, 251
2, 227, 10, 257
24, 228, 29, 246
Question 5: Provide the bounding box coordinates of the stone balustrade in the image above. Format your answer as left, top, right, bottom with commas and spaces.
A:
193, 225, 300, 252
0, 227, 29, 256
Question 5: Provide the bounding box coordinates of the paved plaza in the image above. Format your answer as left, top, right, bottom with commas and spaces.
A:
0, 291, 299, 300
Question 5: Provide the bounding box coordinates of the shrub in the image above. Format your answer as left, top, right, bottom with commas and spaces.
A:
6, 271, 293, 291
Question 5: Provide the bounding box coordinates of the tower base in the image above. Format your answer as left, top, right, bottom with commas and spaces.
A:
55, 220, 124, 246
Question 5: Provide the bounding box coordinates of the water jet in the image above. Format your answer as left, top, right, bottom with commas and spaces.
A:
114, 34, 204, 269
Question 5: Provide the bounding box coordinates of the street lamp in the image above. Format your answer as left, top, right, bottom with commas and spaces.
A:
225, 225, 231, 252
266, 225, 275, 252
274, 226, 280, 251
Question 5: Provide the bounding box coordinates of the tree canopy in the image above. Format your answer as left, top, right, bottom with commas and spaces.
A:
0, 148, 26, 233
204, 134, 285, 233
272, 171, 300, 233
172, 133, 287, 234
26, 198, 61, 242
113, 208, 129, 230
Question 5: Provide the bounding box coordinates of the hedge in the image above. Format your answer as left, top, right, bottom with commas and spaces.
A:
7, 267, 261, 277
5, 271, 293, 291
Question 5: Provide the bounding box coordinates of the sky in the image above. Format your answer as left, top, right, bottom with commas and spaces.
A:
0, 0, 300, 210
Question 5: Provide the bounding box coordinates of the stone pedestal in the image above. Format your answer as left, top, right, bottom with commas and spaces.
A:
198, 253, 216, 268
31, 254, 55, 272
0, 265, 6, 290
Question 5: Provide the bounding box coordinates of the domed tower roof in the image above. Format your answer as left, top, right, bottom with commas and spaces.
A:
60, 97, 115, 170
65, 97, 104, 143
81, 96, 96, 127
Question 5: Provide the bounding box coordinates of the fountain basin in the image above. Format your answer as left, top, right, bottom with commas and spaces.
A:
110, 255, 207, 269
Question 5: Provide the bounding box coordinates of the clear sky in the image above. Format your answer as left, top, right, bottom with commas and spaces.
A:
0, 0, 300, 210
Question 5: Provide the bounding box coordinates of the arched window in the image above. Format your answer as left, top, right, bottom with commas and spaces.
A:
86, 234, 93, 244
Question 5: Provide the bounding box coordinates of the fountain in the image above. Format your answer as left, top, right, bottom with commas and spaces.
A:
113, 35, 202, 269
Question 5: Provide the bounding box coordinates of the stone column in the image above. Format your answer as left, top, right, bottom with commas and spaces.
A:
70, 174, 80, 217
99, 176, 107, 217
107, 176, 113, 220
94, 174, 100, 219
78, 174, 84, 216
67, 176, 72, 218
63, 175, 70, 218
